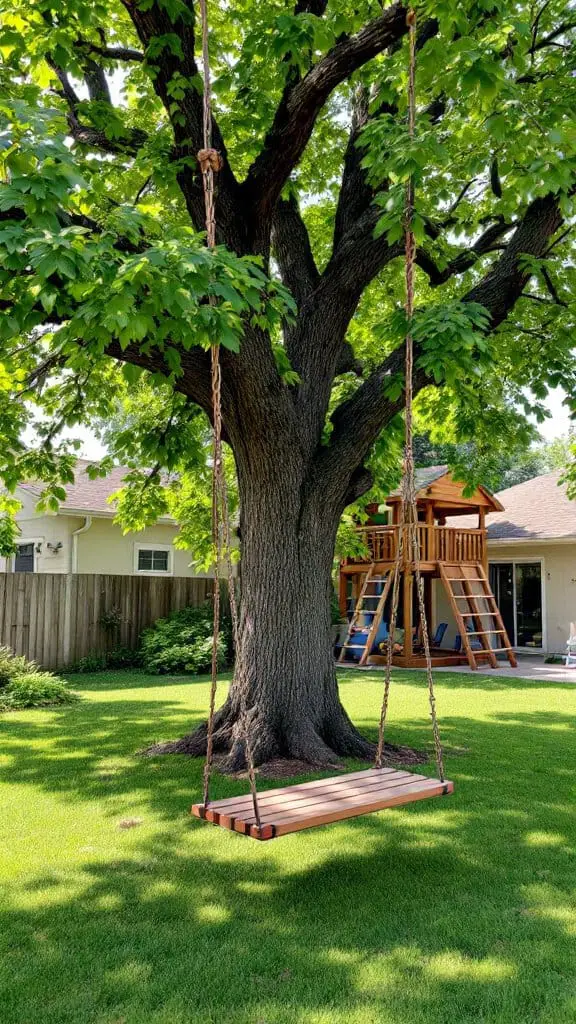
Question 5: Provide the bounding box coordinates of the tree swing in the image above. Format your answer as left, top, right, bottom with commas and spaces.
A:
191, 3, 453, 841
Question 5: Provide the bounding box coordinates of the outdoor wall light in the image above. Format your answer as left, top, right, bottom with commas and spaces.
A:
47, 541, 63, 553
35, 543, 43, 554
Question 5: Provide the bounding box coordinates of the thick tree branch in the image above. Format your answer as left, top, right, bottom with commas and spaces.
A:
76, 42, 145, 62
105, 341, 216, 418
284, 206, 403, 454
242, 3, 425, 219
122, 0, 245, 250
82, 57, 112, 103
317, 191, 565, 501
323, 203, 404, 300
271, 195, 319, 309
333, 85, 373, 247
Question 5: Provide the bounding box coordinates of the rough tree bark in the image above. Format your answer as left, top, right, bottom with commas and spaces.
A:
156, 419, 378, 768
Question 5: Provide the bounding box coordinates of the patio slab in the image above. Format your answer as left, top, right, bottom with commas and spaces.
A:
432, 654, 575, 683
339, 654, 576, 683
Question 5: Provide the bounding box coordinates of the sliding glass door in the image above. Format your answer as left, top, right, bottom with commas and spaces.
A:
489, 561, 543, 649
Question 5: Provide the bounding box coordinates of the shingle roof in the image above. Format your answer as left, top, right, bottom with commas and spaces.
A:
486, 471, 576, 541
454, 470, 576, 541
389, 465, 449, 497
19, 459, 171, 518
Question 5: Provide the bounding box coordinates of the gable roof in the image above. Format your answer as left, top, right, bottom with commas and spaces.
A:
485, 470, 576, 542
19, 459, 174, 520
387, 465, 503, 513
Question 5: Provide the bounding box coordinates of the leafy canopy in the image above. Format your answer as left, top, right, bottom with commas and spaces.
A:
0, 0, 575, 550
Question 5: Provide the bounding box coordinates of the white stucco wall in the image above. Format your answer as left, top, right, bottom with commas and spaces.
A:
487, 541, 576, 655
432, 541, 576, 655
0, 488, 84, 574
75, 516, 206, 577
1, 488, 208, 578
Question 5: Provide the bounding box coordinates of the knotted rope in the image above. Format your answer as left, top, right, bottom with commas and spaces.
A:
375, 9, 445, 782
198, 0, 261, 828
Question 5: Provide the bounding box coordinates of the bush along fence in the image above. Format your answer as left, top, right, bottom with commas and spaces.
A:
0, 572, 213, 670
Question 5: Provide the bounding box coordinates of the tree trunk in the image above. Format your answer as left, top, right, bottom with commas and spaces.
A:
152, 443, 377, 768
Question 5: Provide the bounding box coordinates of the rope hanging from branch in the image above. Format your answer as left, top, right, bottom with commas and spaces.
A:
197, 0, 444, 814
375, 9, 445, 782
197, 0, 261, 828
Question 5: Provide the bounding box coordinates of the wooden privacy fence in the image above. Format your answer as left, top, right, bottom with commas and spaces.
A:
0, 572, 213, 670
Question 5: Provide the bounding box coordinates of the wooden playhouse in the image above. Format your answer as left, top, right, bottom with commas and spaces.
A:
338, 466, 517, 670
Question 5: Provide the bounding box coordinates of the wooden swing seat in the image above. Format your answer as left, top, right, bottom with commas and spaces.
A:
191, 766, 453, 841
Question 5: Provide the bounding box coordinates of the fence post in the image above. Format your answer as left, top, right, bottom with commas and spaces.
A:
62, 573, 73, 668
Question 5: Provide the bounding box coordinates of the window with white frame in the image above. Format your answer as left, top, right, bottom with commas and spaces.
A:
135, 544, 172, 574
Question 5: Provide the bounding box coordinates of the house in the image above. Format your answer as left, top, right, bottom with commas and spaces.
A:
481, 470, 576, 656
339, 466, 576, 666
0, 460, 205, 578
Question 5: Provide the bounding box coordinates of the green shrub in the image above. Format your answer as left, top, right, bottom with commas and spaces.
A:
0, 672, 80, 709
0, 647, 78, 710
140, 602, 231, 675
0, 645, 29, 684
70, 647, 141, 673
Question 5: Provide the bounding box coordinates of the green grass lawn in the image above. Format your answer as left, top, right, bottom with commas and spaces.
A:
1, 668, 575, 1024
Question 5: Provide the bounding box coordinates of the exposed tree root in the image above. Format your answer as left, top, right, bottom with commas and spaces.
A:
143, 702, 427, 773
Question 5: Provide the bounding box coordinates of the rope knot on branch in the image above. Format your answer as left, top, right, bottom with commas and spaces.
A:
197, 148, 223, 173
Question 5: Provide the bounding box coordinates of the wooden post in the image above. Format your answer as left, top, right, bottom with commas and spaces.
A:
338, 569, 348, 620
403, 570, 413, 661
424, 574, 433, 643
478, 507, 488, 573
426, 501, 435, 561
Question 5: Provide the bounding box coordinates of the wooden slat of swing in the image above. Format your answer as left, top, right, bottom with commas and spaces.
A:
191, 767, 453, 841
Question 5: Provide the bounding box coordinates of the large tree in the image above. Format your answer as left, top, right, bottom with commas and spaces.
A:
1, 0, 575, 766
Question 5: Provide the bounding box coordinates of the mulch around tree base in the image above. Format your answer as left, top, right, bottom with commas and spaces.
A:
219, 743, 428, 781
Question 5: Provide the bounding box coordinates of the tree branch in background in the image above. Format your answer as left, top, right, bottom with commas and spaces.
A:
49, 58, 148, 156
416, 218, 515, 286
320, 191, 565, 486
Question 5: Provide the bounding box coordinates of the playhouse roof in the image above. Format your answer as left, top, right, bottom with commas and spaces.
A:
387, 466, 503, 515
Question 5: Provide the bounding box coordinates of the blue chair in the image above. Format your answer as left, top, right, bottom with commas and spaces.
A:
431, 622, 448, 648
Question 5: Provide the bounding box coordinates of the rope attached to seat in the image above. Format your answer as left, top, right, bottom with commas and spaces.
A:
375, 9, 445, 782
198, 0, 261, 829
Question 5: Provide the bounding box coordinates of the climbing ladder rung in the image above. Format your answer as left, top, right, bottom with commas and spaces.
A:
439, 561, 517, 671
339, 567, 393, 666
460, 611, 497, 616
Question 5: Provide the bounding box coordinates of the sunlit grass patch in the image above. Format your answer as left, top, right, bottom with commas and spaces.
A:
0, 668, 575, 1023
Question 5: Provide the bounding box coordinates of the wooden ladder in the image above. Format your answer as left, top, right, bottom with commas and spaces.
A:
338, 567, 392, 667
439, 563, 517, 670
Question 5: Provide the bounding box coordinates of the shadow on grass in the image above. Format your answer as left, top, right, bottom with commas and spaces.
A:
63, 670, 220, 692
2, 674, 576, 1023
2, 714, 576, 1024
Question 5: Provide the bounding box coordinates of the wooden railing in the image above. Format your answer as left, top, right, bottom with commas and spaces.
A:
348, 525, 485, 566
